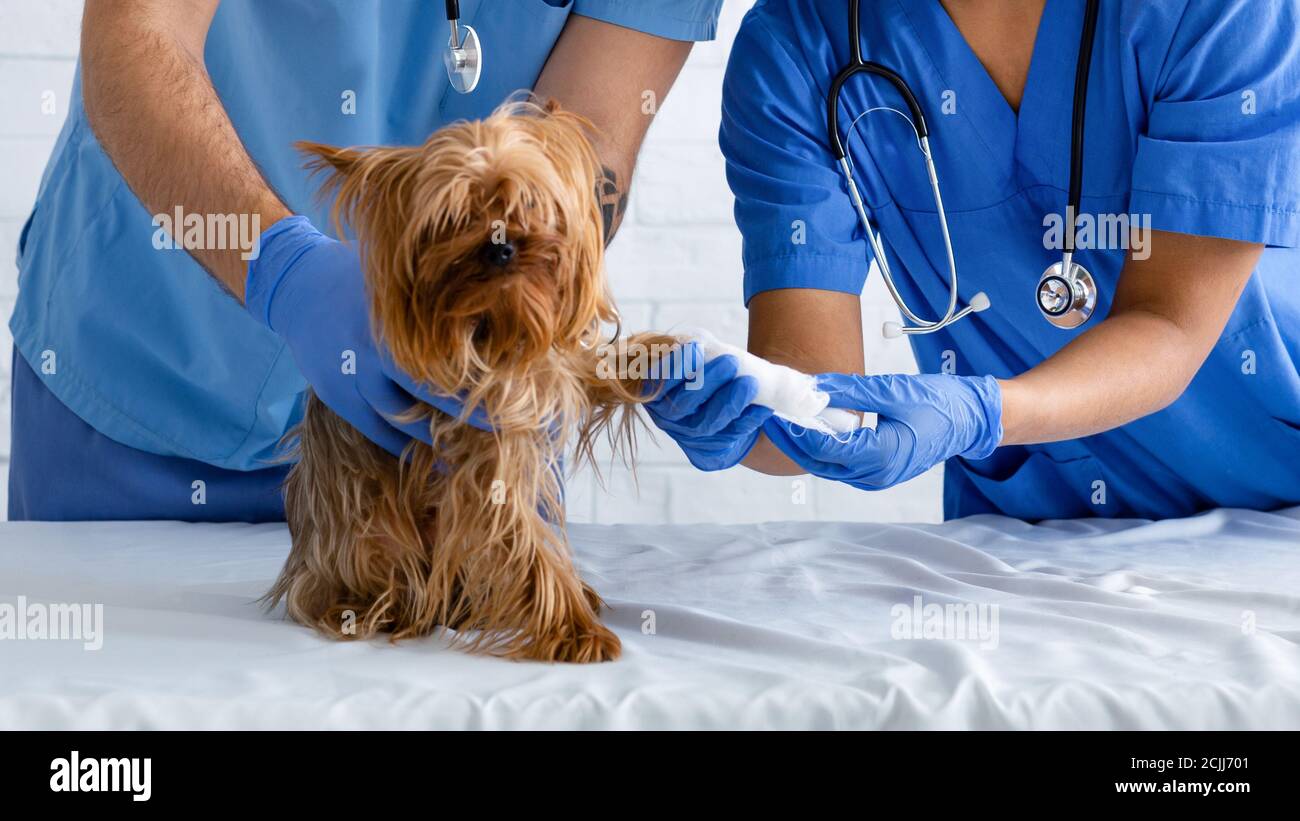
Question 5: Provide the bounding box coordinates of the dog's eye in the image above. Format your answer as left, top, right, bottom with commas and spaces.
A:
480, 240, 516, 269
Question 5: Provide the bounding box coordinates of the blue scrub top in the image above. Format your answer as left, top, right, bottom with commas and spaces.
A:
721, 0, 1300, 520
10, 0, 721, 472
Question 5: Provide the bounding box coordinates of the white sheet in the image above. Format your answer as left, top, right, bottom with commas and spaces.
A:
1, 508, 1298, 729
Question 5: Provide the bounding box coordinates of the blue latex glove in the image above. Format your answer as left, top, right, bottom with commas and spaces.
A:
644, 343, 774, 471
246, 216, 490, 456
763, 372, 1003, 490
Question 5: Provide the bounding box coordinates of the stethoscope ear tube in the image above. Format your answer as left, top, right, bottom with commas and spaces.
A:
828, 0, 928, 160
830, 0, 979, 338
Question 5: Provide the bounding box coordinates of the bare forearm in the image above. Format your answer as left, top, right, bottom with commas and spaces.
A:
742, 289, 866, 475
534, 15, 692, 244
81, 0, 290, 297
999, 309, 1209, 445
741, 335, 837, 476
1002, 232, 1260, 445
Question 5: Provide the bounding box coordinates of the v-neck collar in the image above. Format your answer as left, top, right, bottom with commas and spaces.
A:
930, 0, 1053, 122
894, 0, 1082, 192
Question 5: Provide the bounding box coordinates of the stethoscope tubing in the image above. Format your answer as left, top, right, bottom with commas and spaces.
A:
830, 0, 964, 335
1065, 0, 1100, 256
831, 0, 1099, 335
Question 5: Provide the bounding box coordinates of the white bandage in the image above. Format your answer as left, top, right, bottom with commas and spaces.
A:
686, 329, 860, 435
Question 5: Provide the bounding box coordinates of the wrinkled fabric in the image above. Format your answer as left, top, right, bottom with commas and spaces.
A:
2, 507, 1297, 729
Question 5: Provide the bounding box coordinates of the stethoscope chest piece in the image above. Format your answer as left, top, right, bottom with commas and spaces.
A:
444, 22, 482, 94
1036, 260, 1097, 329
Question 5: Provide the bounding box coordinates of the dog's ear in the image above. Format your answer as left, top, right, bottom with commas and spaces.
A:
296, 141, 366, 178
295, 141, 421, 251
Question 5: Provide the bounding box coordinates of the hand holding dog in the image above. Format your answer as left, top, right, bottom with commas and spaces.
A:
245, 216, 490, 456
644, 343, 774, 471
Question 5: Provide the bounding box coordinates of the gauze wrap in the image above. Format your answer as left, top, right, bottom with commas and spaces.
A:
686, 330, 860, 435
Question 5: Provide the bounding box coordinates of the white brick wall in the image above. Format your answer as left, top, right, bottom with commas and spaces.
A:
0, 0, 83, 519
0, 0, 941, 524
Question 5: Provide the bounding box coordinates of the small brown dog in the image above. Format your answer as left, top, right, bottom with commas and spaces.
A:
265, 100, 676, 662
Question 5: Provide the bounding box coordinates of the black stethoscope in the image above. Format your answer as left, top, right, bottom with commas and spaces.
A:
828, 0, 1101, 336
443, 0, 483, 94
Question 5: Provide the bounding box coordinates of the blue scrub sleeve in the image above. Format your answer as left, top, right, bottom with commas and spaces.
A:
572, 0, 722, 41
1128, 0, 1300, 248
719, 12, 868, 305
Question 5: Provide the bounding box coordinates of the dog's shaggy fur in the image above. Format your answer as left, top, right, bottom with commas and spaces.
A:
264, 100, 676, 662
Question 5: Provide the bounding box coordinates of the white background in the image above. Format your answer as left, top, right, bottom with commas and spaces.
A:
0, 0, 941, 524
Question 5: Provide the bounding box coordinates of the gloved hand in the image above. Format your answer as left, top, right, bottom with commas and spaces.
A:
246, 215, 489, 456
644, 343, 774, 471
762, 372, 1002, 490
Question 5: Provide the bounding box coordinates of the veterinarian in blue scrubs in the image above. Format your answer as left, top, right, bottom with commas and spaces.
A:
646, 0, 1300, 520
9, 0, 722, 521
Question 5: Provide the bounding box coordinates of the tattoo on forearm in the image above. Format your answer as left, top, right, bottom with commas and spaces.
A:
598, 165, 629, 246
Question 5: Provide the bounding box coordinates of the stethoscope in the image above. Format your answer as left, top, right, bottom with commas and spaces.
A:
443, 0, 483, 94
829, 0, 1100, 337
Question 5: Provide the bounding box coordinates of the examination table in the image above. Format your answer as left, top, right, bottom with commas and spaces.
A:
1, 507, 1297, 729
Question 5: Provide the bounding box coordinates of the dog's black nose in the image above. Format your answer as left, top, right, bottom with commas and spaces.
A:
481, 240, 516, 268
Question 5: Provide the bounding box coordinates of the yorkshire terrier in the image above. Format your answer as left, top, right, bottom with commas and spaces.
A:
265, 100, 677, 662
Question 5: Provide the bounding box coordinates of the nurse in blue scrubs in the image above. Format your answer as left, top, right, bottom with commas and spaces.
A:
646, 0, 1300, 520
8, 0, 722, 521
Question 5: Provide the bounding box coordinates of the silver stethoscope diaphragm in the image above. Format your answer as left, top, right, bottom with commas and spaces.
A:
1036, 254, 1097, 329
443, 0, 481, 94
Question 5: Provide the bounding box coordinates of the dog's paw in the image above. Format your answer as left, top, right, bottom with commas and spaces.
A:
509, 621, 621, 663
563, 623, 622, 663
